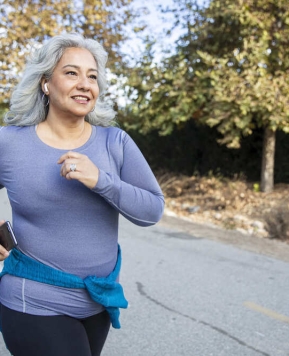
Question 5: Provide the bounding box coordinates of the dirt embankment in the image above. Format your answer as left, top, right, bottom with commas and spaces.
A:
157, 172, 289, 243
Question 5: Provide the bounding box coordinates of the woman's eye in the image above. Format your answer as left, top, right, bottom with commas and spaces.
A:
66, 71, 77, 76
89, 75, 97, 80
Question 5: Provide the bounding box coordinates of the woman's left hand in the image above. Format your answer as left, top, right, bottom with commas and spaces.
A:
57, 151, 99, 189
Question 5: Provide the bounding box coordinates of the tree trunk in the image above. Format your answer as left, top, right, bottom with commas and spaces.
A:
260, 127, 276, 193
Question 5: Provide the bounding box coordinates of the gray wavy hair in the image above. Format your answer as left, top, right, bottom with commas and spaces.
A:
4, 33, 116, 126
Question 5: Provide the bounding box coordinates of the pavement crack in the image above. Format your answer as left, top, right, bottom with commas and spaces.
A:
136, 281, 270, 356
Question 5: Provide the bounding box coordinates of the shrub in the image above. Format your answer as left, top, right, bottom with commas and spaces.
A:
264, 202, 289, 241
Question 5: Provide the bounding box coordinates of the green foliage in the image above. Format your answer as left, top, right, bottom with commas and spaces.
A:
253, 183, 260, 192
121, 0, 289, 149
196, 0, 289, 148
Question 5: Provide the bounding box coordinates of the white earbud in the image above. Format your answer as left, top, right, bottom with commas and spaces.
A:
44, 83, 48, 93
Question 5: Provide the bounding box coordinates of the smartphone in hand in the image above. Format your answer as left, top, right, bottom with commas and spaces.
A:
0, 221, 18, 251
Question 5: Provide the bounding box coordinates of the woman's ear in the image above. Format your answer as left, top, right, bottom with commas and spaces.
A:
41, 79, 49, 94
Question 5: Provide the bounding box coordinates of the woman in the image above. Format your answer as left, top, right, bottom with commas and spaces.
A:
0, 33, 164, 356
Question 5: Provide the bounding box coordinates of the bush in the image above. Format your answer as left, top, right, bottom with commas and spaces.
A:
264, 203, 289, 241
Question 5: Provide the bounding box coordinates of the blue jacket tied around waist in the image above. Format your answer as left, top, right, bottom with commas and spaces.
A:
0, 245, 128, 329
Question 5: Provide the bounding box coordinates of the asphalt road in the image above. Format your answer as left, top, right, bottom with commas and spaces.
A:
0, 189, 289, 356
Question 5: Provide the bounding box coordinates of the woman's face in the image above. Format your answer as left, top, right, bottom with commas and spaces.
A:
45, 47, 99, 120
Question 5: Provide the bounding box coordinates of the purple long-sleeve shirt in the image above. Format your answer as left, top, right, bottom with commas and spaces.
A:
0, 125, 164, 317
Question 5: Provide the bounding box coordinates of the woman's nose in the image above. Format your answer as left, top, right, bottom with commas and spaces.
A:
76, 76, 90, 90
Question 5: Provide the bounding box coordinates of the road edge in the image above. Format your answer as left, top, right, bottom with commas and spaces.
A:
159, 213, 289, 263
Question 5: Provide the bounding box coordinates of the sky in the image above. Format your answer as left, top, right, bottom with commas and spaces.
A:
123, 0, 182, 62
124, 0, 207, 63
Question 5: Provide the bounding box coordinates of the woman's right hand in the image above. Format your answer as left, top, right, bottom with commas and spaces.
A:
0, 220, 9, 261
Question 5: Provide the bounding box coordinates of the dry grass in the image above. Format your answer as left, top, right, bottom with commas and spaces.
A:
157, 171, 289, 241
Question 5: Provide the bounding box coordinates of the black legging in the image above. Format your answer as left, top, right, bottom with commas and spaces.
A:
0, 304, 111, 356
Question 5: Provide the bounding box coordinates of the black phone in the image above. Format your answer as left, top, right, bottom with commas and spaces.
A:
0, 221, 18, 251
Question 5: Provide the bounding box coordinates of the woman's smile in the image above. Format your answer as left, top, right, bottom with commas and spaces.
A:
71, 95, 91, 104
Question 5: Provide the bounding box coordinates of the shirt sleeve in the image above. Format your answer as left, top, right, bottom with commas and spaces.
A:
92, 132, 165, 226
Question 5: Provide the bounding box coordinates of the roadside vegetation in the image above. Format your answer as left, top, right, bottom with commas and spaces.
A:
157, 170, 289, 242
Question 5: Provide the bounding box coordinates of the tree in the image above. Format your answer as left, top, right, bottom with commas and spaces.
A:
121, 0, 289, 192
0, 0, 140, 107
194, 0, 289, 193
